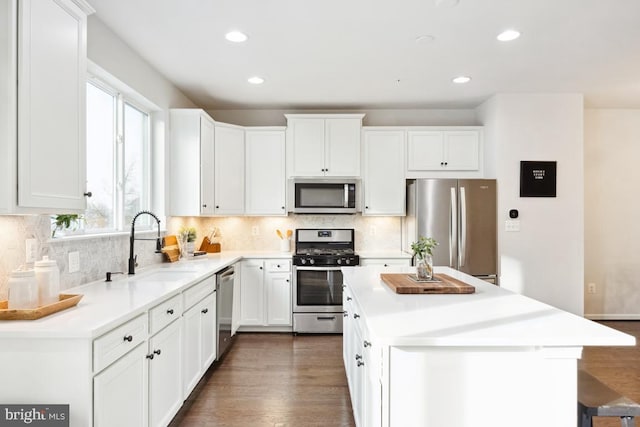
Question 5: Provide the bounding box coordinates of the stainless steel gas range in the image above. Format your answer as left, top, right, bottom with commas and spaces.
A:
292, 228, 360, 334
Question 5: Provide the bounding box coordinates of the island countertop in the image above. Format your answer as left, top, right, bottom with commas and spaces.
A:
342, 266, 635, 348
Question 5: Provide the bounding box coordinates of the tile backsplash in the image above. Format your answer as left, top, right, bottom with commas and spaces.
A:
0, 214, 402, 299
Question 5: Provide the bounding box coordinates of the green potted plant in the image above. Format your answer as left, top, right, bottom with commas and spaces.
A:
51, 214, 84, 237
410, 236, 438, 281
179, 226, 197, 256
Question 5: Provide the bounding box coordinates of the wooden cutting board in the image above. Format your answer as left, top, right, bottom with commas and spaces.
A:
381, 273, 475, 294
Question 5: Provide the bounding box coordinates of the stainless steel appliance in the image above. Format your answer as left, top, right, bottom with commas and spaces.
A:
216, 265, 235, 359
289, 178, 360, 214
292, 228, 359, 333
402, 179, 497, 283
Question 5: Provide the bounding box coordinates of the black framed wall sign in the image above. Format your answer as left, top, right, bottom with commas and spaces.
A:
520, 161, 557, 197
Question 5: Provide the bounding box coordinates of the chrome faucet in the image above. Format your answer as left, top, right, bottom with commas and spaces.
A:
128, 210, 163, 275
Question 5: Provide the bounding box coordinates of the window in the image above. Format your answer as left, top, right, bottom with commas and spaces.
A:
85, 81, 151, 232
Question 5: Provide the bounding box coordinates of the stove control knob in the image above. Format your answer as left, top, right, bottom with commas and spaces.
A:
337, 259, 342, 265
300, 258, 306, 265
309, 258, 315, 265
346, 258, 351, 265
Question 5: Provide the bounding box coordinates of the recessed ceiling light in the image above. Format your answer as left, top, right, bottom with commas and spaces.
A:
452, 76, 471, 84
415, 35, 435, 44
225, 31, 248, 43
248, 76, 264, 85
497, 29, 520, 42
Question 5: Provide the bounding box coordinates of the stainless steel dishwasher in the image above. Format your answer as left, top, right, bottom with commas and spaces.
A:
216, 265, 235, 359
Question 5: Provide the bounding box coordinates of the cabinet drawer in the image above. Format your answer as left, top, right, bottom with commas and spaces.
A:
265, 260, 291, 272
360, 258, 412, 267
149, 294, 182, 335
184, 275, 215, 310
94, 314, 147, 373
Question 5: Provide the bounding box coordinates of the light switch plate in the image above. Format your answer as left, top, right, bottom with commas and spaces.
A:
69, 251, 80, 273
505, 220, 521, 232
25, 239, 37, 263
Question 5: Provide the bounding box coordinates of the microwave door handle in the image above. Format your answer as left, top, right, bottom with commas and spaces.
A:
344, 184, 349, 208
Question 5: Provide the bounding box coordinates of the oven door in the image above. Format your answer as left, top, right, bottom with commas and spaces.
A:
293, 266, 344, 313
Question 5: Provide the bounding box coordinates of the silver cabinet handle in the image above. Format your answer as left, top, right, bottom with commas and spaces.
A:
364, 340, 372, 348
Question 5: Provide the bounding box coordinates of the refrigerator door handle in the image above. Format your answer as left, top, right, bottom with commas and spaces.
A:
459, 186, 467, 267
450, 186, 457, 268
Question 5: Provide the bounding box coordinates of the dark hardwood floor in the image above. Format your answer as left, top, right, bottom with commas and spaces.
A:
170, 333, 355, 427
171, 322, 640, 427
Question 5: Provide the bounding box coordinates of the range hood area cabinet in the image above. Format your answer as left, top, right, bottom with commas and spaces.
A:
285, 114, 364, 178
169, 110, 245, 216
0, 0, 94, 214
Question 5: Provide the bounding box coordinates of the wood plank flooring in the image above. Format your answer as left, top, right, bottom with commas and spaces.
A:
170, 333, 355, 427
171, 322, 640, 427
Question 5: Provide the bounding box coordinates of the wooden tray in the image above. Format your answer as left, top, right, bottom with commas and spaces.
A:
381, 273, 475, 294
0, 294, 83, 320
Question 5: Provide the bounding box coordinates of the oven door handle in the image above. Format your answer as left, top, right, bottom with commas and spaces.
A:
294, 266, 345, 271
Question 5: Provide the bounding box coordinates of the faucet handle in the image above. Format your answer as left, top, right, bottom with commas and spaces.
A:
134, 255, 138, 268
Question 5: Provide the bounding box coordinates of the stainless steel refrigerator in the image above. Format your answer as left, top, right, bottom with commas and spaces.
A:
402, 179, 497, 283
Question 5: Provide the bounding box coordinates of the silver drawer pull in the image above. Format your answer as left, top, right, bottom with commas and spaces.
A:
317, 316, 336, 321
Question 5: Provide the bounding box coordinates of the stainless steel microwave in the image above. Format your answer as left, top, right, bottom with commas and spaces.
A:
289, 179, 360, 214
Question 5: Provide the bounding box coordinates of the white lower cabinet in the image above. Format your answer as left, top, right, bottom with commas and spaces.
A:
182, 292, 216, 397
239, 259, 291, 328
359, 257, 412, 268
94, 343, 148, 427
148, 319, 182, 427
343, 285, 382, 427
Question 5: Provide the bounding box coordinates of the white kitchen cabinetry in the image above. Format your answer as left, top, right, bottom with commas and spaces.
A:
148, 319, 182, 427
245, 127, 287, 215
214, 123, 245, 215
182, 291, 216, 398
1, 0, 93, 213
169, 109, 216, 216
362, 128, 406, 216
407, 128, 481, 174
286, 114, 364, 177
94, 343, 148, 427
239, 259, 292, 330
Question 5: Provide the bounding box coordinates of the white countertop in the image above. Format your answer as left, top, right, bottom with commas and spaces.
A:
343, 266, 635, 348
357, 251, 412, 259
0, 251, 291, 339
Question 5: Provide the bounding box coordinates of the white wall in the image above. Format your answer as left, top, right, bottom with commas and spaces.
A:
476, 94, 584, 315
584, 109, 640, 318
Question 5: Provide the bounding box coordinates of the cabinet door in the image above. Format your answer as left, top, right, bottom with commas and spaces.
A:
214, 124, 245, 214
200, 292, 216, 370
240, 260, 265, 325
266, 272, 291, 326
94, 343, 148, 427
362, 130, 405, 215
406, 131, 444, 171
18, 0, 87, 210
444, 131, 480, 170
181, 301, 202, 398
200, 115, 216, 215
325, 118, 361, 177
148, 320, 182, 427
245, 130, 286, 215
288, 119, 325, 176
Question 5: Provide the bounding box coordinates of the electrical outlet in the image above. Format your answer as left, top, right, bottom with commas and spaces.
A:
25, 239, 37, 263
69, 251, 80, 273
587, 283, 596, 294
251, 226, 259, 236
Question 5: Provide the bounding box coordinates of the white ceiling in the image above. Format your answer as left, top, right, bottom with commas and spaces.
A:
87, 0, 640, 110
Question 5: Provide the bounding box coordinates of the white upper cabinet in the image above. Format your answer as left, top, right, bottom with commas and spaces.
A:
286, 114, 364, 177
245, 127, 287, 216
407, 128, 482, 176
169, 109, 215, 216
362, 128, 406, 216
1, 0, 93, 213
214, 123, 245, 215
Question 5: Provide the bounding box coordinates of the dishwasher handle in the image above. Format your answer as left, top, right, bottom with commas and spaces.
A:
218, 266, 235, 281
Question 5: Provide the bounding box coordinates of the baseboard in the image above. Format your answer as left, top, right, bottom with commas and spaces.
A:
584, 313, 640, 320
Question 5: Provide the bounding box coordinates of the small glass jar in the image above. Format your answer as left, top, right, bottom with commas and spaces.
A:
35, 256, 60, 306
8, 269, 39, 309
416, 254, 434, 281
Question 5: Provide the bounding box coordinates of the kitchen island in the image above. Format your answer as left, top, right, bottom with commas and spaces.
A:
342, 266, 634, 427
